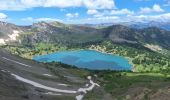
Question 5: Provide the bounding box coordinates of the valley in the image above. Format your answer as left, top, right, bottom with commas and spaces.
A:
1, 47, 170, 100
0, 21, 170, 100
1, 0, 170, 100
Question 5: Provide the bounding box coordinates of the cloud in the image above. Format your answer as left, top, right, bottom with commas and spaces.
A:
66, 13, 79, 18
84, 0, 115, 9
118, 13, 170, 23
87, 9, 99, 15
67, 12, 170, 24
140, 4, 164, 14
20, 12, 170, 25
111, 9, 134, 15
0, 0, 116, 11
22, 17, 63, 22
36, 18, 63, 22
88, 8, 134, 18
149, 13, 170, 22
67, 16, 120, 24
0, 13, 7, 20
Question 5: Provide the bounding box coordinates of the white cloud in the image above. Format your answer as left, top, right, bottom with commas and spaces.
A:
36, 18, 63, 22
67, 12, 170, 24
67, 16, 120, 24
22, 17, 63, 22
140, 4, 164, 14
93, 13, 104, 18
84, 0, 115, 9
66, 13, 79, 18
111, 9, 134, 15
94, 16, 120, 20
87, 9, 99, 15
0, 13, 8, 20
44, 0, 82, 8
88, 8, 134, 18
119, 13, 170, 23
0, 0, 116, 11
147, 13, 170, 22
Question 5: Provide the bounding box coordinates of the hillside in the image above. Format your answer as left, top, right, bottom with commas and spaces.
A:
0, 20, 170, 100
0, 49, 98, 100
0, 21, 170, 50
19, 21, 104, 46
0, 48, 170, 100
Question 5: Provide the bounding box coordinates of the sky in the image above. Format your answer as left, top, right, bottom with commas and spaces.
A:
0, 0, 170, 25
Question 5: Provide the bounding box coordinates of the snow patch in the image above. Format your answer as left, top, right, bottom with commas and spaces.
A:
76, 76, 100, 100
76, 95, 84, 100
9, 69, 98, 100
8, 30, 19, 41
144, 44, 162, 52
2, 57, 32, 67
58, 83, 69, 86
78, 80, 99, 93
85, 84, 89, 87
0, 30, 20, 45
0, 39, 6, 45
1, 69, 10, 73
87, 76, 92, 80
11, 73, 77, 94
43, 74, 52, 77
1, 70, 7, 72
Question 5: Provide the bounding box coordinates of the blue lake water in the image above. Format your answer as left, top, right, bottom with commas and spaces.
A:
33, 50, 132, 70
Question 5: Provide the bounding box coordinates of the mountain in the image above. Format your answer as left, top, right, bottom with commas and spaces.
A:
20, 22, 170, 50
19, 21, 104, 46
78, 23, 114, 28
1, 21, 170, 100
0, 21, 22, 45
102, 25, 170, 50
0, 21, 170, 50
123, 21, 170, 31
79, 21, 170, 31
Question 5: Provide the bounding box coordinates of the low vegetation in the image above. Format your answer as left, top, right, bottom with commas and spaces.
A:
88, 41, 170, 73
1, 40, 170, 100
88, 70, 170, 100
2, 40, 170, 74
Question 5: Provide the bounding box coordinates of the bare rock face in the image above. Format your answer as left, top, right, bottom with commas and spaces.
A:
0, 21, 21, 38
0, 21, 23, 45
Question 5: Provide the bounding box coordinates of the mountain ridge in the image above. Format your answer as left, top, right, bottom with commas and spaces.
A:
0, 21, 170, 50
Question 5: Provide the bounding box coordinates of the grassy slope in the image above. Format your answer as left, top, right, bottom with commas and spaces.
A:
1, 41, 170, 100
84, 71, 170, 100
88, 41, 170, 73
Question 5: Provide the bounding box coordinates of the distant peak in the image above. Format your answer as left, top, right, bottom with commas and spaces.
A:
0, 21, 11, 26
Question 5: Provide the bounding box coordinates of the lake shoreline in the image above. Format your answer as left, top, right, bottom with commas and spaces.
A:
33, 49, 132, 71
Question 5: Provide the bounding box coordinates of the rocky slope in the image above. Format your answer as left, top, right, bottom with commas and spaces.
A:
102, 25, 170, 49
127, 21, 170, 31
0, 21, 170, 50
0, 22, 20, 45
0, 48, 102, 100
